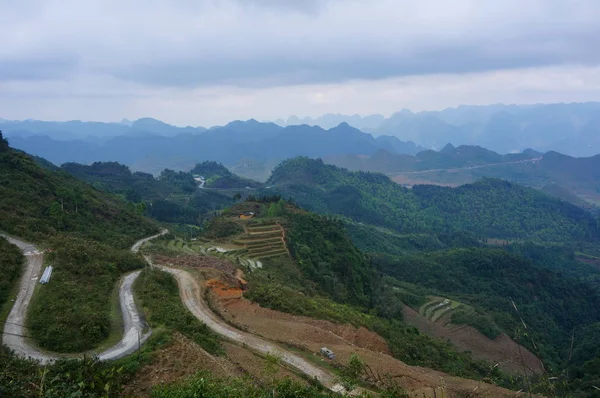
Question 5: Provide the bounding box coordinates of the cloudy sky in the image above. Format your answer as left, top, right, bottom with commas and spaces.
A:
2, 0, 600, 126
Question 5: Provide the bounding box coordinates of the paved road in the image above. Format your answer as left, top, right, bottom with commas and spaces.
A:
159, 265, 347, 393
1, 232, 160, 363
2, 229, 349, 392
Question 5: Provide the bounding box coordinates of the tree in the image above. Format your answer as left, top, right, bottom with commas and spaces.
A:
0, 131, 8, 152
56, 186, 72, 211
48, 201, 64, 229
72, 187, 84, 213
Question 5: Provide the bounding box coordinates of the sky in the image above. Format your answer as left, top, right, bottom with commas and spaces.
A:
1, 0, 600, 126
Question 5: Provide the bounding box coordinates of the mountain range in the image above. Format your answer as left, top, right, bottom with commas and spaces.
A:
277, 102, 600, 156
323, 145, 600, 209
3, 119, 422, 174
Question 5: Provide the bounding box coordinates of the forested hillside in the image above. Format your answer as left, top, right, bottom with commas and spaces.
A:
0, 132, 158, 353
267, 157, 600, 242
327, 146, 600, 209
191, 161, 263, 188
61, 161, 237, 226
0, 133, 157, 246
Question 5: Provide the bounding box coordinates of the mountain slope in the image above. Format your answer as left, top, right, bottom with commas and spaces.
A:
61, 161, 237, 226
6, 120, 423, 172
326, 145, 600, 208
267, 157, 600, 242
291, 102, 600, 156
191, 161, 263, 189
0, 133, 156, 246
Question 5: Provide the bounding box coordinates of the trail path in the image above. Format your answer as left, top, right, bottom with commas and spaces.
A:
1, 231, 162, 364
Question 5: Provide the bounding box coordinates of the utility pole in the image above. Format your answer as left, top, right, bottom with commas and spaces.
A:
138, 330, 141, 361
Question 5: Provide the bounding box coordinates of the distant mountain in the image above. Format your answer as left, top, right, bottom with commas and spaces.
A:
5, 120, 420, 173
324, 145, 540, 174
281, 102, 600, 157
266, 157, 600, 242
0, 118, 207, 144
281, 113, 386, 130
324, 145, 600, 208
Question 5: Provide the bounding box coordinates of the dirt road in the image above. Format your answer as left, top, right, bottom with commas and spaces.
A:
1, 232, 160, 363
159, 265, 347, 393
1, 233, 57, 364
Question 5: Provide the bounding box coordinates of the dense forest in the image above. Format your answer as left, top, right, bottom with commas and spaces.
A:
0, 136, 157, 246
235, 194, 600, 395
191, 160, 263, 188
267, 157, 600, 242
238, 200, 510, 384
0, 237, 23, 311
61, 161, 237, 225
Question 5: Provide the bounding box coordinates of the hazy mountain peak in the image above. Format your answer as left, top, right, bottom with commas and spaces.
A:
441, 143, 456, 153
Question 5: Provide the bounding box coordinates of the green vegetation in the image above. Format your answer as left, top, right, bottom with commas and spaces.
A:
267, 157, 599, 242
191, 161, 263, 189
61, 161, 237, 226
27, 237, 147, 352
0, 147, 157, 247
0, 237, 24, 320
245, 278, 510, 385
450, 308, 501, 340
0, 346, 127, 398
285, 211, 375, 307
134, 268, 223, 355
372, 248, 600, 372
151, 371, 337, 398
204, 218, 245, 239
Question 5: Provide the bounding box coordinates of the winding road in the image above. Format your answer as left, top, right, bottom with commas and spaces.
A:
1, 232, 160, 364
159, 265, 345, 392
2, 230, 346, 392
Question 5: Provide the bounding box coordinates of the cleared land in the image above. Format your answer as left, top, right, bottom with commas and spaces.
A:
205, 283, 521, 397
405, 298, 543, 375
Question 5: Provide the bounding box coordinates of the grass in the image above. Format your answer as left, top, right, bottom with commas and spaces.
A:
90, 274, 126, 353
133, 268, 223, 355
244, 264, 512, 385
0, 237, 24, 329
26, 237, 146, 353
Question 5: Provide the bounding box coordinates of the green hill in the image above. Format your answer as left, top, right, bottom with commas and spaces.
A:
191, 161, 263, 189
326, 146, 600, 209
1, 134, 157, 246
61, 161, 237, 226
0, 132, 158, 352
267, 157, 599, 242
198, 198, 512, 383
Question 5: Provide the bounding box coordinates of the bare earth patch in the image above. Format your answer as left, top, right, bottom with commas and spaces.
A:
403, 305, 544, 376
123, 332, 306, 397
212, 295, 521, 397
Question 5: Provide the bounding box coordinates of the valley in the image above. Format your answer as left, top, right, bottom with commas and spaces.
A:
2, 130, 600, 397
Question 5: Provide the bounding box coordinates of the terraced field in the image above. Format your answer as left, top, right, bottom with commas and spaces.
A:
151, 220, 289, 272
233, 223, 289, 260
419, 297, 462, 324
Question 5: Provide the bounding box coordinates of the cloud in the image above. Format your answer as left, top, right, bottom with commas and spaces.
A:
2, 0, 600, 88
2, 65, 600, 126
1, 0, 600, 124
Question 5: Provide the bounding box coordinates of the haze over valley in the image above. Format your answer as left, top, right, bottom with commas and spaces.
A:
3, 1, 600, 397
